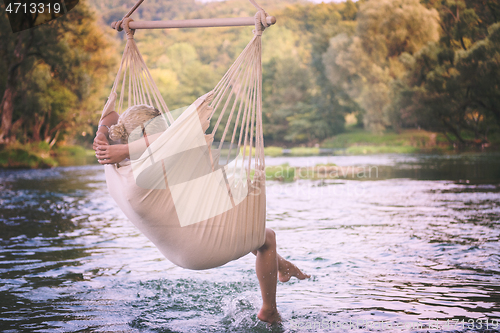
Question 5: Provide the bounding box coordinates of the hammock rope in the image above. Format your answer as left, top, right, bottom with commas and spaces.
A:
103, 11, 269, 178
100, 2, 274, 270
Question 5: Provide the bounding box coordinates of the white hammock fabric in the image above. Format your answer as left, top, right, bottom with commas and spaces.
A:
101, 13, 269, 270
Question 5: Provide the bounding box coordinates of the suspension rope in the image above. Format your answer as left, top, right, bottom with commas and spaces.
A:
101, 5, 272, 184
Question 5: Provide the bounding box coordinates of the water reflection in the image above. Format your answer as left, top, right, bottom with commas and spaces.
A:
0, 153, 499, 332
268, 152, 500, 182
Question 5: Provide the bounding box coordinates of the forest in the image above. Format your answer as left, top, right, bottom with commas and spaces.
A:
0, 0, 499, 157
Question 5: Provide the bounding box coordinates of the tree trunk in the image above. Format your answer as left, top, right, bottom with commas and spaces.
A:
0, 31, 33, 143
32, 114, 44, 142
0, 83, 16, 143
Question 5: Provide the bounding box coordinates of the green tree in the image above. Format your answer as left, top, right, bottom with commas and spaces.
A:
423, 0, 500, 50
396, 23, 500, 147
0, 2, 117, 144
394, 0, 500, 147
323, 0, 440, 132
262, 1, 355, 144
262, 56, 312, 142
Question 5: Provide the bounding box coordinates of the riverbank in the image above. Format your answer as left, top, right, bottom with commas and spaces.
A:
321, 128, 449, 154
0, 143, 96, 169
1, 128, 497, 169
266, 128, 499, 156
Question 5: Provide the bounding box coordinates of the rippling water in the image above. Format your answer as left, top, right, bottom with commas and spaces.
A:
1, 153, 499, 332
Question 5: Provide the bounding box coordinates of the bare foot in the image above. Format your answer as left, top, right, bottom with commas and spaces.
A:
257, 307, 282, 324
278, 257, 311, 283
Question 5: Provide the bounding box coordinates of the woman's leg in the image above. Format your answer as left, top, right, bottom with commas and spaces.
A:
253, 228, 310, 324
254, 228, 280, 323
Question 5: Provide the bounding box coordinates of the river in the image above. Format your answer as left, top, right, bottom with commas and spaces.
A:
1, 153, 499, 332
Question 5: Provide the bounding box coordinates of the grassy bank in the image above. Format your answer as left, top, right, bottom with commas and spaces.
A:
1, 128, 495, 169
322, 128, 500, 154
0, 143, 95, 169
323, 128, 441, 148
263, 129, 451, 157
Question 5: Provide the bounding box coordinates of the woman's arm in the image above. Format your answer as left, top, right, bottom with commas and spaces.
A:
93, 112, 119, 147
93, 111, 130, 164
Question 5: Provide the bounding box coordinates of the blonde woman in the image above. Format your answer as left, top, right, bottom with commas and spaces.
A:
93, 104, 163, 164
93, 104, 309, 325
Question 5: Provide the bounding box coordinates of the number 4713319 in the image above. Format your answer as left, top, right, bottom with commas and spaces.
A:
5, 2, 62, 14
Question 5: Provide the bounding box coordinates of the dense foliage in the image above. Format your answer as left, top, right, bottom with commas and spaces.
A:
324, 0, 500, 146
395, 0, 500, 147
0, 1, 117, 145
1, 0, 499, 148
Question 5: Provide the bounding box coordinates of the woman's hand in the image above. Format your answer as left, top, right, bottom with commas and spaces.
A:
93, 124, 129, 164
93, 132, 109, 151
95, 143, 130, 164
93, 111, 122, 164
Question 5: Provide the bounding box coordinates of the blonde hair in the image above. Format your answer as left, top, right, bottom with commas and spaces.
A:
109, 104, 163, 143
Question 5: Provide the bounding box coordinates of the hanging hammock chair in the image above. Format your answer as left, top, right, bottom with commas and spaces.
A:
100, 1, 274, 270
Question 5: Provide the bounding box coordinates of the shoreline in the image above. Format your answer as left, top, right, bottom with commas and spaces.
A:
1, 128, 498, 170
0, 143, 497, 171
0, 143, 97, 169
